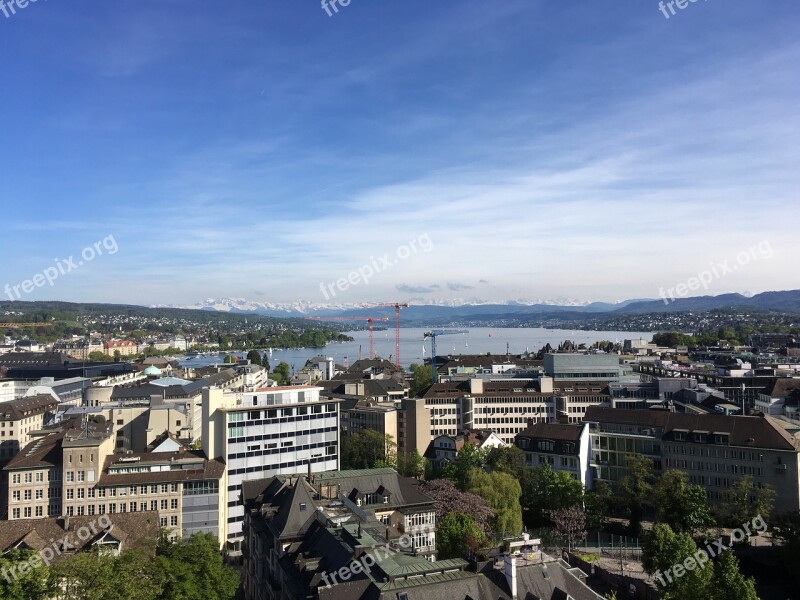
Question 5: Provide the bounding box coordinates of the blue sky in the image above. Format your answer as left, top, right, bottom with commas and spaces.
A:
1, 0, 798, 307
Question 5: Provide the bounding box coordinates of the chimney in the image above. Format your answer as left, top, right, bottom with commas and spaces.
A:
504, 554, 518, 600
538, 376, 553, 394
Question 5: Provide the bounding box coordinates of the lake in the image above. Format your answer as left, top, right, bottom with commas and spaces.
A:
177, 327, 653, 371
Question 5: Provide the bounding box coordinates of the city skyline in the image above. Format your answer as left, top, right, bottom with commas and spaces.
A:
1, 1, 798, 305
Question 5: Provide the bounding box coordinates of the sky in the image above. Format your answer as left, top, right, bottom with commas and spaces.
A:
0, 0, 798, 307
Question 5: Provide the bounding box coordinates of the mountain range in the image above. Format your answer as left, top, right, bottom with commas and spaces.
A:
155, 290, 800, 322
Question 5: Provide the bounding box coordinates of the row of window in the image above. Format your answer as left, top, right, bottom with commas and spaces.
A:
664, 444, 768, 461
226, 453, 336, 487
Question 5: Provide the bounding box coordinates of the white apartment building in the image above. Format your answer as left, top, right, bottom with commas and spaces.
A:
202, 385, 340, 552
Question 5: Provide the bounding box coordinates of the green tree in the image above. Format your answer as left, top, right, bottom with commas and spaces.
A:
718, 476, 775, 527
261, 354, 270, 371
617, 454, 655, 536
486, 445, 526, 477
271, 361, 291, 385
155, 533, 239, 600
88, 351, 114, 362
451, 443, 488, 490
222, 354, 236, 364
48, 550, 116, 600
585, 480, 614, 530
246, 350, 262, 365
524, 464, 584, 526
0, 550, 51, 600
341, 430, 397, 470
467, 469, 523, 537
642, 524, 713, 600
408, 363, 433, 396
711, 549, 759, 600
397, 449, 426, 479
436, 512, 488, 559
654, 470, 713, 534
772, 511, 800, 582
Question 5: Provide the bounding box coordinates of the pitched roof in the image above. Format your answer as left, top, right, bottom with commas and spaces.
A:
763, 378, 800, 398
584, 407, 799, 451
0, 394, 59, 421
98, 450, 225, 486
0, 512, 159, 561
3, 430, 65, 470
517, 422, 585, 442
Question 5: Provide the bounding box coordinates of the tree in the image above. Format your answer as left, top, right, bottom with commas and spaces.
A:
261, 354, 270, 371
397, 449, 426, 479
486, 445, 526, 477
409, 363, 433, 396
467, 470, 523, 537
451, 443, 488, 490
0, 549, 51, 600
246, 350, 261, 366
549, 505, 587, 551
437, 513, 489, 559
585, 480, 614, 530
711, 549, 759, 600
654, 470, 713, 533
155, 533, 239, 600
222, 354, 236, 364
772, 511, 800, 582
341, 430, 396, 470
720, 476, 775, 528
421, 478, 494, 535
617, 455, 655, 536
642, 524, 713, 600
271, 361, 291, 385
88, 351, 114, 362
524, 464, 584, 526
48, 548, 161, 600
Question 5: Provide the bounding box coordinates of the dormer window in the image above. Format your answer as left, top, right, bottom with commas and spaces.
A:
674, 431, 686, 442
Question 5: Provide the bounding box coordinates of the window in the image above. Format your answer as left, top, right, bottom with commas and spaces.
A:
12, 491, 20, 502
170, 516, 178, 527
35, 472, 43, 482
160, 517, 168, 527
77, 471, 85, 482
35, 506, 43, 517
35, 489, 43, 500
161, 500, 167, 510
161, 484, 168, 493
12, 508, 20, 519
151, 501, 158, 511
66, 489, 74, 500
171, 499, 178, 510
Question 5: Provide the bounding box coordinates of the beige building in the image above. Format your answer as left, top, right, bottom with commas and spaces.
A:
585, 407, 800, 513
104, 340, 139, 356
0, 394, 59, 463
3, 419, 226, 542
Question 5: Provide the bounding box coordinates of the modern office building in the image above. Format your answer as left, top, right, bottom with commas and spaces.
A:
422, 377, 611, 444
202, 385, 340, 551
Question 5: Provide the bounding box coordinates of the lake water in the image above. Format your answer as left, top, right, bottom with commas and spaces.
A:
177, 327, 653, 371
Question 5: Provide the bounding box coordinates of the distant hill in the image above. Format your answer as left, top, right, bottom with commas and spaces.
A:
613, 290, 800, 315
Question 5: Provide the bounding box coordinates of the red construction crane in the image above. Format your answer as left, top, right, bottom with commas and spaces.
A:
372, 303, 410, 370
304, 316, 389, 359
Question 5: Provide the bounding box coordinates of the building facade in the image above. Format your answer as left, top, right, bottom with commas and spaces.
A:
202, 385, 340, 551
